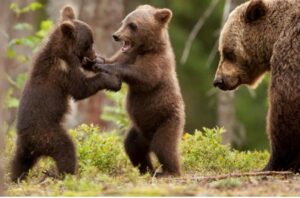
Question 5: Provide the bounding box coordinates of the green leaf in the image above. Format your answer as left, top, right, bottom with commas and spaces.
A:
9, 3, 20, 14
15, 73, 27, 89
4, 88, 20, 109
36, 20, 54, 38
6, 97, 20, 108
14, 23, 33, 31
16, 55, 28, 63
8, 38, 24, 48
23, 36, 40, 48
10, 2, 42, 16
6, 48, 17, 59
28, 2, 43, 11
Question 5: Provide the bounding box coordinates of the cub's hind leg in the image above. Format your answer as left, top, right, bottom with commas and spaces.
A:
150, 120, 183, 176
48, 130, 77, 176
124, 128, 153, 174
11, 138, 40, 182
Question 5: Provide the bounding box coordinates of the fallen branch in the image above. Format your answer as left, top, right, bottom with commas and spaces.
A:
193, 171, 294, 182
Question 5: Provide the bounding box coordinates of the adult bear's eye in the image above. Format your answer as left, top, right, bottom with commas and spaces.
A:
223, 49, 236, 62
128, 22, 137, 31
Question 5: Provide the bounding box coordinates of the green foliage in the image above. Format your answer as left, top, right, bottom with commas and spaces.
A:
10, 2, 42, 16
69, 124, 130, 174
181, 128, 268, 173
101, 87, 130, 133
4, 2, 53, 110
7, 19, 53, 60
4, 89, 20, 109
5, 124, 269, 195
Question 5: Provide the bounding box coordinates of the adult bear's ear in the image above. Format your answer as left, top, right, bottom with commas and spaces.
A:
60, 5, 76, 21
155, 8, 173, 24
244, 0, 267, 23
60, 21, 75, 39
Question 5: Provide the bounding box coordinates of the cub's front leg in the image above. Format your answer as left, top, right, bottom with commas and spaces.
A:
92, 63, 146, 85
67, 67, 122, 101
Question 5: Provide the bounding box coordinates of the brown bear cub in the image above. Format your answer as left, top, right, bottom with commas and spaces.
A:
213, 0, 300, 172
11, 6, 121, 182
93, 5, 185, 176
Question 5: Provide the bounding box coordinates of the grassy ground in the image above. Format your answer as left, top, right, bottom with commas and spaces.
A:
4, 125, 300, 196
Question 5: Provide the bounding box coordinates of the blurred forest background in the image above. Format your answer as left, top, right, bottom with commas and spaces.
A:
0, 0, 270, 157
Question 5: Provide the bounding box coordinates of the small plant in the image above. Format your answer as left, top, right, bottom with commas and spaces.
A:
69, 124, 130, 174
5, 124, 271, 196
181, 128, 269, 173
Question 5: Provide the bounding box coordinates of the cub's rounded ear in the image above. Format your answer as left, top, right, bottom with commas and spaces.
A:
60, 21, 75, 39
155, 8, 173, 24
60, 5, 76, 21
244, 0, 267, 23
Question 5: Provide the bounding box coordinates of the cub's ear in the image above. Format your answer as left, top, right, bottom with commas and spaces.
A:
155, 8, 173, 24
244, 0, 267, 23
60, 21, 75, 39
60, 5, 76, 21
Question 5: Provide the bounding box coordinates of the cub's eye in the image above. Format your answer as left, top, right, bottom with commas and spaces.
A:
128, 22, 137, 31
223, 50, 236, 62
84, 44, 91, 51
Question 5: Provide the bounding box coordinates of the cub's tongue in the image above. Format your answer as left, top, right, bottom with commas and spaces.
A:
122, 41, 131, 52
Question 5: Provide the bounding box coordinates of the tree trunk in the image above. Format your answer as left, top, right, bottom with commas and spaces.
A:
0, 55, 5, 196
218, 0, 245, 145
76, 0, 124, 128
0, 2, 8, 194
46, 0, 124, 128
0, 59, 5, 196
0, 63, 4, 196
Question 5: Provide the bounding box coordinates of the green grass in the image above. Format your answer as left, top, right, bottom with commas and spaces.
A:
5, 124, 269, 196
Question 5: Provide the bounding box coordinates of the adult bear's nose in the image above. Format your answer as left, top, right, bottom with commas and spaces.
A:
213, 78, 224, 88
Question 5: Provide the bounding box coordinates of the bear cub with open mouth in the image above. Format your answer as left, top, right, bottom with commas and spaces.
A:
93, 5, 185, 176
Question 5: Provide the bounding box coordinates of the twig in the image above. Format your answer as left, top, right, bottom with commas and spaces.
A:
180, 0, 220, 65
193, 171, 294, 182
152, 165, 163, 179
205, 39, 219, 68
205, 0, 233, 69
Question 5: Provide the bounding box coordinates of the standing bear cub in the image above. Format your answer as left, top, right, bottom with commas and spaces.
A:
213, 0, 300, 172
93, 5, 185, 176
11, 6, 121, 182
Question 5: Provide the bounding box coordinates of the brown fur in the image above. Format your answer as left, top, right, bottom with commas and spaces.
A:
93, 5, 185, 176
213, 0, 300, 172
11, 5, 121, 182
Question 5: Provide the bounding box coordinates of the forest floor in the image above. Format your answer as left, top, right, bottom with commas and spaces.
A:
4, 125, 300, 196
5, 172, 300, 196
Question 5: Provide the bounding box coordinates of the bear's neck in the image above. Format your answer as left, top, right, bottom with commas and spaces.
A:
259, 0, 295, 69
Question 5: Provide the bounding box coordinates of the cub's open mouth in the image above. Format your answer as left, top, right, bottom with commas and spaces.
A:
121, 40, 132, 53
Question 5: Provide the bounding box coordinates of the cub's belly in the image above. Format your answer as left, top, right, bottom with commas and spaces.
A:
126, 99, 173, 135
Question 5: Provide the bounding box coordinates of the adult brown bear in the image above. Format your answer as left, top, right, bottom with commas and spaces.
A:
213, 0, 300, 172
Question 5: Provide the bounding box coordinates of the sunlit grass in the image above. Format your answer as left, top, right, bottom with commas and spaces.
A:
5, 124, 269, 196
